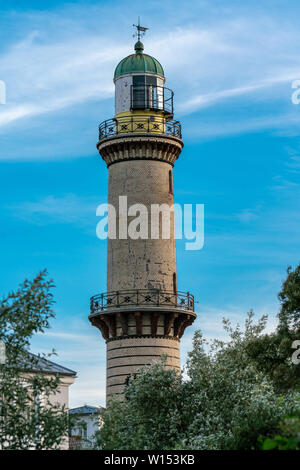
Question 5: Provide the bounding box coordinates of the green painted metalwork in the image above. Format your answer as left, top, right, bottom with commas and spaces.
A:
114, 41, 164, 80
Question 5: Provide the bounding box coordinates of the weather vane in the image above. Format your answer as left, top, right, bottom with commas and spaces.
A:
133, 17, 148, 41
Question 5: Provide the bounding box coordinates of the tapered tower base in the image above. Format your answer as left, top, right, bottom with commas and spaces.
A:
106, 336, 180, 398
89, 295, 195, 402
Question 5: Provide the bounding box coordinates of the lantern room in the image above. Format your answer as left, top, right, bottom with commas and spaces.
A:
114, 41, 174, 118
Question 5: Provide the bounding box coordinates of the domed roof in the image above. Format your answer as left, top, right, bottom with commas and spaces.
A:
114, 41, 164, 80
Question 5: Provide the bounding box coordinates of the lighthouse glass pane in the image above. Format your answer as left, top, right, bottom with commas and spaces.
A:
132, 76, 146, 109
154, 86, 164, 110
145, 76, 158, 109
132, 76, 162, 110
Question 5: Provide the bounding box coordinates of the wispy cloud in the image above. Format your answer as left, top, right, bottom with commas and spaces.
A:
179, 79, 285, 113
1, 6, 300, 151
37, 331, 93, 342
269, 175, 299, 191
184, 112, 300, 139
207, 206, 262, 223
235, 207, 261, 223
8, 193, 102, 226
285, 147, 300, 171
0, 31, 118, 128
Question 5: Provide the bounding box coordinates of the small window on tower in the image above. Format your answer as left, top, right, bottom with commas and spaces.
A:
173, 273, 177, 294
169, 170, 173, 194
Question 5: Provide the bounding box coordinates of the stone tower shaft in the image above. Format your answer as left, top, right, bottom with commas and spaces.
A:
89, 38, 196, 402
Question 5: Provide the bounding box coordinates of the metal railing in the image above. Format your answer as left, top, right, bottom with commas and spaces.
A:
98, 116, 182, 141
90, 289, 194, 314
130, 85, 173, 115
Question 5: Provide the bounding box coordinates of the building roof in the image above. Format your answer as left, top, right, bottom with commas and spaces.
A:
69, 405, 104, 415
114, 41, 164, 80
25, 353, 77, 377
1, 341, 77, 377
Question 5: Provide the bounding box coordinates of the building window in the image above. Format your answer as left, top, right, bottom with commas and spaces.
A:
80, 427, 87, 440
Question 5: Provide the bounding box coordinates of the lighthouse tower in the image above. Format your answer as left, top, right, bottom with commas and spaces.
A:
89, 24, 196, 402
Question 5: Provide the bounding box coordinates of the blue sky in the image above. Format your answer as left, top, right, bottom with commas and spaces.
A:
1, 0, 300, 407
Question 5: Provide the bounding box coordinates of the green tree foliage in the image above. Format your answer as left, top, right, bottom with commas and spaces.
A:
278, 264, 300, 331
0, 271, 69, 450
259, 412, 300, 450
100, 360, 186, 450
186, 318, 297, 450
98, 263, 300, 450
99, 312, 299, 450
245, 264, 300, 392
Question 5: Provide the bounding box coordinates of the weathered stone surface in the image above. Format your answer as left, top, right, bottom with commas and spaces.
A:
91, 119, 197, 404
107, 159, 177, 293
106, 336, 180, 400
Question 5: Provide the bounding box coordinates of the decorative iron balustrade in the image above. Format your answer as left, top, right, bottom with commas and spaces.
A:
130, 85, 173, 115
90, 289, 194, 314
98, 116, 182, 141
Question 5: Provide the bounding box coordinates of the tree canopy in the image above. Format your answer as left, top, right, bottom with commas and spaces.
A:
99, 264, 300, 450
0, 271, 69, 450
